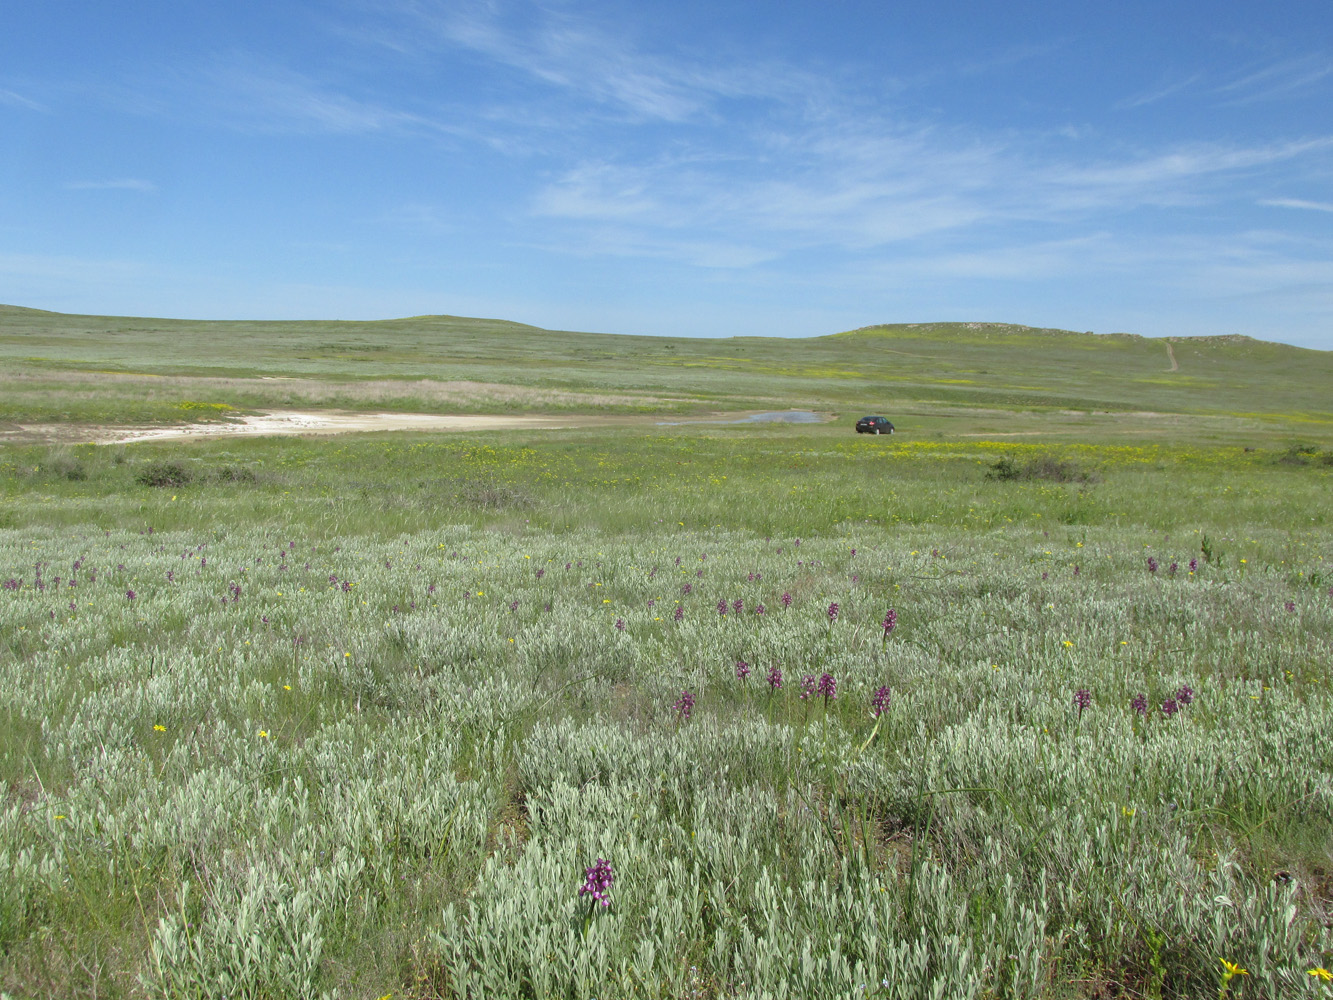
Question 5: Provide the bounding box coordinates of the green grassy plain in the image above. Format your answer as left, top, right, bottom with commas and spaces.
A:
2, 306, 1331, 441
1, 307, 1331, 999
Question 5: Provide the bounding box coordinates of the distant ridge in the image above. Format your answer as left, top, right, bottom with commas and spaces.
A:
830, 321, 1311, 351
1, 303, 1329, 425
0, 304, 1323, 355
0, 304, 60, 316
0, 303, 544, 329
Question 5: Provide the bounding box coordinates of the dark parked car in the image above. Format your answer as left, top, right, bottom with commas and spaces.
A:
856, 415, 895, 435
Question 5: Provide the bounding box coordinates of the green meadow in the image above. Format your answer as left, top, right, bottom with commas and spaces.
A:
1, 307, 1331, 999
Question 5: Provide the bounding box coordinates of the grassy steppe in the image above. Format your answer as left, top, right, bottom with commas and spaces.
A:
2, 308, 1332, 999
2, 306, 1331, 442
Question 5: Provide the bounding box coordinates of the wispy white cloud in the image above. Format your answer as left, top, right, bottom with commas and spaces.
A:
1217, 54, 1333, 103
372, 0, 818, 125
0, 88, 47, 112
1259, 197, 1333, 214
520, 224, 777, 269
199, 58, 429, 135
529, 122, 1333, 265
1113, 74, 1201, 110
353, 4, 1333, 266
64, 178, 157, 192
1041, 138, 1333, 192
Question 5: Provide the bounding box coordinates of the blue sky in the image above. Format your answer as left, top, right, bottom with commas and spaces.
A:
3, 1, 1331, 348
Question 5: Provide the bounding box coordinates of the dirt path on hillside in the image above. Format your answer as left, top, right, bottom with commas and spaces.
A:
1166, 343, 1179, 372
2, 409, 829, 445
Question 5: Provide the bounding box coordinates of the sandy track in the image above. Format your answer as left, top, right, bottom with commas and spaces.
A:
107, 411, 591, 444
2, 409, 828, 445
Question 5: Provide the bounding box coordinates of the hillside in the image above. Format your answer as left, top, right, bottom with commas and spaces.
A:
1, 306, 1330, 441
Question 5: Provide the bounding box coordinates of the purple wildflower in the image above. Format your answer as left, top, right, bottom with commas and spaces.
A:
615, 618, 625, 631
781, 592, 792, 608
827, 601, 839, 622
682, 582, 693, 596
717, 598, 728, 616
817, 672, 836, 702
1175, 685, 1194, 706
2, 578, 19, 591
800, 674, 817, 700
732, 598, 744, 614
1146, 557, 1158, 574
673, 606, 684, 622
753, 602, 766, 615
1161, 698, 1179, 717
735, 660, 750, 680
341, 580, 351, 592
1073, 565, 1080, 576
1168, 562, 1178, 576
166, 570, 174, 582
647, 598, 656, 607
1073, 688, 1091, 718
578, 858, 614, 908
767, 665, 783, 691
535, 568, 545, 579
882, 608, 898, 639
1131, 693, 1148, 716
126, 589, 136, 601
674, 690, 695, 720
1189, 558, 1198, 572
871, 685, 892, 717
509, 600, 519, 612
1284, 600, 1296, 612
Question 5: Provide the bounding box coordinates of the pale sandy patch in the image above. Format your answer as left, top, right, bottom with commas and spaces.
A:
106, 411, 591, 444
1, 408, 833, 445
